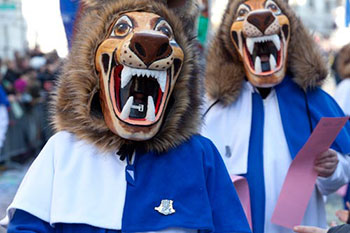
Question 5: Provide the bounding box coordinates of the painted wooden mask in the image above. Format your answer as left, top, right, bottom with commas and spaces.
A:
230, 0, 290, 87
95, 12, 184, 141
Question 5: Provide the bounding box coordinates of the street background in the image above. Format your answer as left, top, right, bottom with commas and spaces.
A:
0, 0, 350, 232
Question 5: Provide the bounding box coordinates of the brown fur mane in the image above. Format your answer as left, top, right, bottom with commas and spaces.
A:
205, 0, 328, 106
51, 0, 201, 154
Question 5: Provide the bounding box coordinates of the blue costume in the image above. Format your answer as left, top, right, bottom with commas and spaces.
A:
202, 76, 350, 233
3, 132, 251, 233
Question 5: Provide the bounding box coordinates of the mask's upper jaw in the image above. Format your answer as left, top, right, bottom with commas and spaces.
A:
53, 1, 201, 153
95, 12, 185, 141
230, 2, 291, 87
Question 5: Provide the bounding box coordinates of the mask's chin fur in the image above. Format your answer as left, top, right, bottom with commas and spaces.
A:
51, 0, 201, 154
205, 0, 328, 106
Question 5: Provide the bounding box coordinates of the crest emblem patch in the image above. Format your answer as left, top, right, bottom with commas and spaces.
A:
154, 199, 176, 216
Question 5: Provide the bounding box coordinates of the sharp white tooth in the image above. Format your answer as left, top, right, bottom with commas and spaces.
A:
270, 54, 277, 70
246, 38, 255, 55
272, 35, 281, 51
121, 67, 133, 89
137, 69, 142, 77
146, 96, 156, 121
254, 56, 262, 74
157, 71, 167, 92
145, 70, 151, 77
120, 96, 134, 120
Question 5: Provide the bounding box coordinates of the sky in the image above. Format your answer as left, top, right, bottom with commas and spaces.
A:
22, 0, 68, 57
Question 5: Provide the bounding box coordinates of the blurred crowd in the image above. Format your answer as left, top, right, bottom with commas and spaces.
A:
0, 47, 62, 164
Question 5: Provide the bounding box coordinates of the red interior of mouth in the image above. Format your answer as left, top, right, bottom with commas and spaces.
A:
243, 39, 284, 76
113, 65, 163, 121
245, 46, 282, 69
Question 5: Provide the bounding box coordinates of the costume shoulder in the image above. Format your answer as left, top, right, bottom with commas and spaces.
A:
0, 131, 75, 226
275, 77, 350, 157
193, 136, 251, 233
307, 85, 350, 154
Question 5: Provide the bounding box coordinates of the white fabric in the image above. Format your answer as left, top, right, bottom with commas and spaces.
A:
262, 89, 294, 233
201, 83, 253, 175
334, 79, 350, 116
202, 81, 350, 233
0, 105, 8, 149
0, 131, 195, 233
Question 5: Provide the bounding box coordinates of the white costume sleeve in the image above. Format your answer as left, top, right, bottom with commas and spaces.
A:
316, 153, 350, 195
0, 105, 9, 149
0, 134, 56, 226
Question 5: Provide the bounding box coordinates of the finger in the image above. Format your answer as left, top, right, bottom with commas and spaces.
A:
294, 226, 314, 233
316, 162, 338, 170
314, 166, 329, 174
293, 226, 324, 233
346, 202, 350, 209
315, 157, 338, 165
317, 150, 335, 158
314, 166, 334, 177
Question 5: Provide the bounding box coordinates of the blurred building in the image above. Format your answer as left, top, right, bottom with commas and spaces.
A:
208, 0, 347, 39
290, 0, 345, 37
0, 0, 27, 59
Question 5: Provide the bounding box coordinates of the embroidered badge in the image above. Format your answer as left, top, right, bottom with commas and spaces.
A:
154, 200, 176, 215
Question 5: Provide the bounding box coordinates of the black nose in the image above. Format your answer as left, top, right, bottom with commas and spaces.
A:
247, 11, 275, 33
129, 33, 172, 67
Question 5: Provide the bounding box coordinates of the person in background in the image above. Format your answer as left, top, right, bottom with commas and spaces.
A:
333, 43, 350, 213
334, 43, 350, 115
0, 84, 9, 152
335, 202, 350, 224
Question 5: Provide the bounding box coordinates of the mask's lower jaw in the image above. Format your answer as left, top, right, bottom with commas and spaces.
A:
108, 61, 177, 127
243, 33, 284, 76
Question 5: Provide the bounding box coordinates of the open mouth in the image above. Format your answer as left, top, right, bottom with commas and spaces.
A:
108, 59, 181, 126
243, 33, 284, 75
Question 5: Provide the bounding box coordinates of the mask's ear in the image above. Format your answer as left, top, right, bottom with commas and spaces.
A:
167, 0, 187, 8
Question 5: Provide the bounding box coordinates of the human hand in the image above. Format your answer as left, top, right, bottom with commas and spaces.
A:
314, 149, 338, 177
293, 225, 327, 233
335, 202, 350, 223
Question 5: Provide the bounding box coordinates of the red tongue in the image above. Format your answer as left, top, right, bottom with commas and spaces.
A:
260, 55, 269, 62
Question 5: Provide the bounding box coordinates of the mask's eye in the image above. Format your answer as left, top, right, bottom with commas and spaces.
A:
265, 1, 281, 15
236, 5, 250, 21
111, 15, 132, 37
154, 20, 173, 39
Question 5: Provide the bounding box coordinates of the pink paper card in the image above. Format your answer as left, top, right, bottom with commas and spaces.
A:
271, 117, 350, 229
231, 175, 252, 230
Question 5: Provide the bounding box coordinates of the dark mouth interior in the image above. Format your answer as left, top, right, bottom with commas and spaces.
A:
114, 65, 164, 120
244, 34, 282, 73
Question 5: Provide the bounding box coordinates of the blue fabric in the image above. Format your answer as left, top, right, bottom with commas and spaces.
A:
122, 136, 251, 233
0, 85, 9, 107
8, 136, 251, 233
276, 76, 350, 158
60, 0, 80, 48
8, 209, 121, 233
243, 92, 265, 233
244, 75, 350, 232
8, 209, 55, 233
346, 0, 350, 27
344, 186, 350, 208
